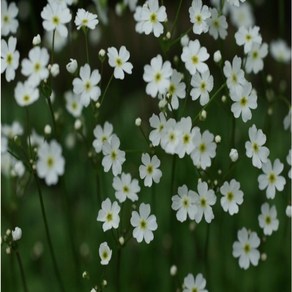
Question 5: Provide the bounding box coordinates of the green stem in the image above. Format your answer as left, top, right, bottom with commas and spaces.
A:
171, 0, 183, 36
170, 155, 177, 195
116, 248, 121, 292
51, 30, 56, 65
84, 29, 89, 64
46, 95, 57, 135
203, 224, 210, 283
15, 251, 29, 292
34, 174, 65, 292
193, 83, 226, 124
100, 74, 114, 106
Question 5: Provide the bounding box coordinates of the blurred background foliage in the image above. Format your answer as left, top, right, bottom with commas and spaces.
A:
1, 0, 291, 291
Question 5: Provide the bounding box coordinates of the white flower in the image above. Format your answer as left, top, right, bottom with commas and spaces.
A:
190, 69, 214, 106
258, 203, 279, 236
149, 112, 167, 146
245, 43, 268, 74
232, 227, 260, 270
230, 81, 257, 123
171, 185, 197, 222
64, 91, 83, 117
160, 118, 180, 154
166, 69, 186, 110
188, 0, 211, 35
139, 153, 162, 187
21, 47, 50, 87
134, 0, 167, 37
66, 58, 78, 74
73, 64, 101, 107
130, 203, 158, 244
99, 242, 112, 265
1, 1, 19, 36
193, 181, 216, 223
207, 8, 228, 40
97, 198, 120, 231
181, 40, 209, 75
36, 140, 65, 185
235, 26, 262, 54
191, 129, 216, 170
41, 1, 72, 38
102, 134, 126, 176
75, 8, 99, 30
2, 121, 23, 139
1, 36, 19, 82
107, 46, 133, 80
220, 179, 244, 215
270, 39, 291, 63
143, 54, 172, 97
14, 81, 39, 107
245, 124, 269, 169
12, 227, 22, 241
113, 172, 140, 203
93, 122, 113, 153
258, 159, 286, 199
223, 56, 246, 94
227, 0, 246, 7
183, 273, 207, 292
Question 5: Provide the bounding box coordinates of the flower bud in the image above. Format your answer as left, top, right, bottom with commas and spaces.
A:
286, 205, 292, 218
221, 95, 227, 103
135, 118, 142, 127
74, 119, 82, 130
12, 227, 22, 241
261, 253, 267, 261
66, 59, 78, 74
229, 148, 238, 162
32, 34, 41, 46
50, 64, 60, 77
99, 49, 106, 62
266, 75, 272, 83
166, 32, 171, 39
158, 98, 167, 109
199, 110, 207, 121
170, 265, 177, 276
44, 125, 52, 135
213, 50, 222, 63
119, 236, 125, 246
215, 135, 221, 143
180, 35, 189, 47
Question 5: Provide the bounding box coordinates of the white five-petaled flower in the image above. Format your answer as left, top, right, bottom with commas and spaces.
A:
107, 46, 133, 80
207, 8, 228, 40
230, 81, 257, 123
99, 242, 112, 265
183, 273, 208, 292
64, 91, 83, 117
245, 124, 269, 169
41, 0, 72, 38
1, 0, 19, 36
97, 198, 121, 231
245, 43, 268, 74
181, 40, 210, 75
74, 8, 99, 30
149, 112, 167, 146
193, 181, 216, 223
14, 81, 39, 107
190, 69, 214, 106
113, 172, 140, 203
134, 0, 167, 37
223, 55, 246, 94
270, 39, 291, 64
230, 2, 254, 29
130, 203, 158, 244
102, 134, 126, 176
171, 185, 197, 222
93, 122, 114, 153
188, 0, 211, 35
1, 36, 19, 82
72, 64, 101, 107
232, 227, 260, 270
220, 179, 244, 215
191, 129, 217, 170
258, 203, 279, 236
143, 54, 173, 97
21, 47, 50, 87
235, 26, 262, 54
139, 153, 162, 187
258, 159, 286, 199
36, 140, 65, 186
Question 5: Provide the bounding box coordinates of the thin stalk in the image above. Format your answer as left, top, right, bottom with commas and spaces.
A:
51, 30, 56, 64
46, 95, 57, 135
203, 224, 210, 282
84, 29, 89, 64
100, 74, 114, 106
192, 83, 226, 124
34, 174, 65, 292
170, 154, 177, 196
171, 0, 183, 36
116, 248, 121, 292
15, 251, 29, 292
139, 125, 150, 148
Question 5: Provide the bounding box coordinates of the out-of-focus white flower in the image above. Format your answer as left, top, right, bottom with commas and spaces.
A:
207, 8, 228, 40
229, 148, 238, 162
14, 81, 39, 107
270, 39, 291, 63
99, 242, 112, 265
1, 1, 19, 36
245, 43, 268, 74
64, 90, 83, 117
12, 227, 22, 241
258, 203, 279, 236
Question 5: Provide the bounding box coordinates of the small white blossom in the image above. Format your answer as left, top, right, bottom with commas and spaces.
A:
258, 203, 279, 236
183, 273, 208, 292
139, 153, 162, 187
93, 122, 113, 153
97, 198, 120, 231
12, 227, 22, 241
230, 2, 255, 29
99, 242, 112, 265
286, 206, 292, 218
64, 91, 83, 117
130, 203, 158, 244
149, 113, 167, 147
232, 227, 260, 270
207, 8, 228, 40
245, 43, 268, 74
270, 39, 291, 63
229, 148, 239, 162
235, 26, 262, 54
1, 1, 19, 36
75, 8, 99, 30
14, 81, 39, 107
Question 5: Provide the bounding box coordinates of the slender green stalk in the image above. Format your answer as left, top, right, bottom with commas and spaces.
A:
203, 224, 210, 282
25, 109, 33, 158
51, 30, 56, 65
170, 155, 177, 196
100, 74, 114, 106
193, 83, 226, 124
34, 174, 65, 292
15, 250, 29, 292
171, 0, 183, 36
84, 29, 89, 64
46, 95, 57, 135
139, 125, 151, 148
116, 248, 121, 292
